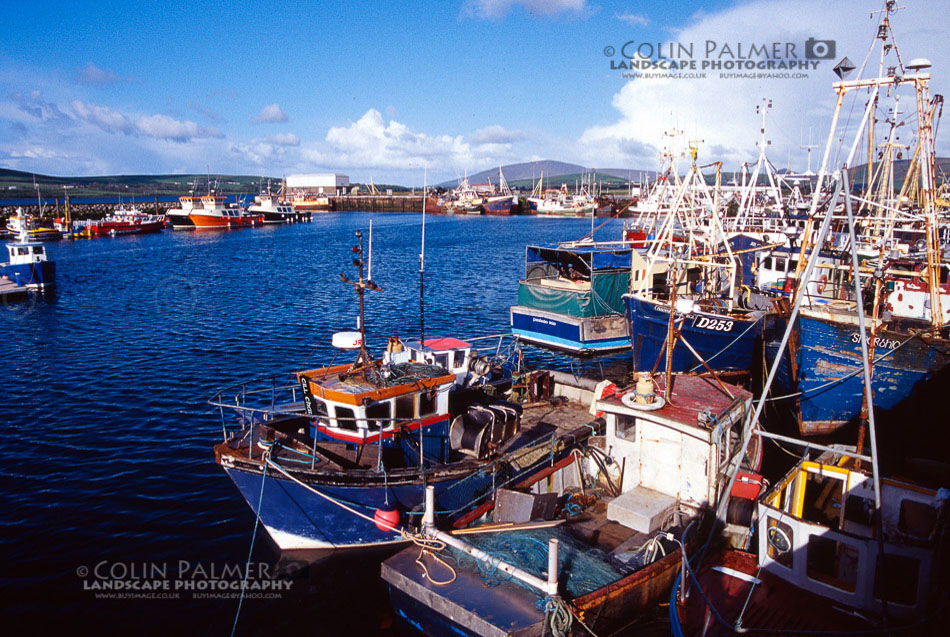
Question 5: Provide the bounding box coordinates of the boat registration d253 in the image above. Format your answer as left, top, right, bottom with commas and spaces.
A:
691, 316, 735, 332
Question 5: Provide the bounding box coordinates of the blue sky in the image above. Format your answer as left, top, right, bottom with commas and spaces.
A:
1, 0, 946, 184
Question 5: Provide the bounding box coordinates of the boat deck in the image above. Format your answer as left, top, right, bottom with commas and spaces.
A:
382, 495, 670, 636
217, 398, 600, 474
0, 279, 29, 300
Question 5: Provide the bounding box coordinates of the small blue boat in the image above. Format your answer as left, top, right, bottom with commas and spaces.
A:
1, 226, 56, 290
510, 242, 634, 354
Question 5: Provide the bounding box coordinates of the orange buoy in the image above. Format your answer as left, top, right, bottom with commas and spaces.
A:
374, 505, 400, 532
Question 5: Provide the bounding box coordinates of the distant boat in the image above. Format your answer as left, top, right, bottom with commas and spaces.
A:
5, 211, 61, 241
291, 193, 332, 211
165, 196, 199, 230
188, 196, 258, 230
84, 205, 165, 237
247, 194, 301, 224
1, 219, 55, 290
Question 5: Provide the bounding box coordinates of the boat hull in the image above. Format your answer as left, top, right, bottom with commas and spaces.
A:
510, 305, 630, 354
625, 295, 761, 373
1, 260, 55, 289
482, 196, 513, 215
165, 213, 195, 230
765, 312, 950, 435
86, 220, 164, 237
189, 213, 251, 229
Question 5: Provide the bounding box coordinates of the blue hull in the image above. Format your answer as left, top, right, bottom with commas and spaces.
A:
510, 306, 630, 354
1, 261, 55, 289
224, 465, 495, 549
765, 313, 950, 434
625, 295, 761, 373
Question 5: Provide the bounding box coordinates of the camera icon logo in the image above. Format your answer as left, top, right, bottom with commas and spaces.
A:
805, 38, 836, 60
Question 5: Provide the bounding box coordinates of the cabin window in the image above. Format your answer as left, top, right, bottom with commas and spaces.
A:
33, 246, 44, 255
366, 401, 390, 432
790, 259, 798, 272
394, 394, 415, 420
418, 390, 437, 417
17, 247, 28, 256
766, 517, 794, 569
873, 554, 920, 606
806, 535, 859, 592
311, 397, 330, 427
776, 257, 786, 272
898, 499, 937, 540
801, 470, 845, 528
334, 406, 357, 431
433, 353, 449, 370
615, 415, 636, 442
763, 257, 773, 270
843, 494, 875, 527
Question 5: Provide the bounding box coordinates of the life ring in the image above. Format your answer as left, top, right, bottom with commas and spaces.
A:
816, 275, 827, 294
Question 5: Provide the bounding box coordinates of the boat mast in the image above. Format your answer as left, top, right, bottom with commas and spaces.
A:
420, 167, 427, 347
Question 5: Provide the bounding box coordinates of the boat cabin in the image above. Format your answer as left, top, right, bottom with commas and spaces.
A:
6, 241, 47, 266
596, 374, 755, 535
383, 336, 473, 387
296, 363, 456, 459
757, 457, 947, 618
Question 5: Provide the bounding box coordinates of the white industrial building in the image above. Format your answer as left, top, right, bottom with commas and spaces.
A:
286, 173, 350, 195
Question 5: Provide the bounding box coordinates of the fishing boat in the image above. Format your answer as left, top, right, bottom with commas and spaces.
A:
674, 448, 950, 635
383, 372, 759, 636
189, 195, 257, 229
165, 196, 199, 230
510, 241, 638, 354
624, 148, 768, 376
83, 205, 165, 237
761, 3, 950, 436
1, 224, 55, 290
247, 193, 300, 224
290, 193, 332, 211
212, 233, 588, 550
443, 177, 484, 215
482, 167, 515, 215
5, 210, 61, 242
531, 184, 596, 218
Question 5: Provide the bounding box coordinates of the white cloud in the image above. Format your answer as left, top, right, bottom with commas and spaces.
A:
614, 12, 649, 27
265, 133, 300, 146
463, 0, 586, 20
581, 0, 950, 170
135, 113, 223, 142
470, 125, 528, 144
70, 100, 133, 134
77, 62, 127, 86
70, 100, 222, 142
251, 103, 288, 124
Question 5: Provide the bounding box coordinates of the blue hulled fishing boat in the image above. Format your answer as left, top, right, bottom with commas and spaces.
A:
213, 232, 595, 549
1, 224, 55, 290
510, 241, 635, 354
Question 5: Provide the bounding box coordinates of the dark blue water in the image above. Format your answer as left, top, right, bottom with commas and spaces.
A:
0, 213, 626, 635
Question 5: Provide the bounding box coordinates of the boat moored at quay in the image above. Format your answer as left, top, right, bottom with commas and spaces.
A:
212, 234, 590, 549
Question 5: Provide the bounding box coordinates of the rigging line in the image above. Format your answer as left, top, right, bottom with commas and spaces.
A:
230, 453, 268, 637
759, 325, 932, 403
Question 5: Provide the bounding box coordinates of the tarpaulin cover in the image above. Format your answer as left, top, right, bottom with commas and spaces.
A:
517, 270, 630, 317
525, 244, 632, 273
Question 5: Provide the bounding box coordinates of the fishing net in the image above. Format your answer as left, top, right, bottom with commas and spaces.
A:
446, 525, 628, 600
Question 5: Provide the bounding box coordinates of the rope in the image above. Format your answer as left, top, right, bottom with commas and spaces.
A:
685, 314, 763, 373
542, 596, 574, 637
230, 452, 268, 637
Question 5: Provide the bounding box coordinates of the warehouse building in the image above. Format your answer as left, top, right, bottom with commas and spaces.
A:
286, 173, 350, 195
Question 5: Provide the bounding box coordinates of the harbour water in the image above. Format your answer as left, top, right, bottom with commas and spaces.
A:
0, 213, 628, 635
